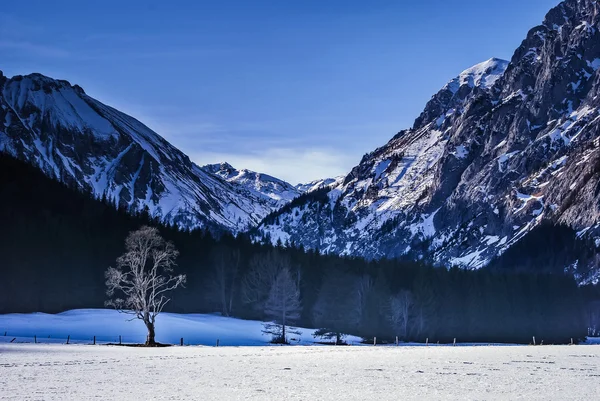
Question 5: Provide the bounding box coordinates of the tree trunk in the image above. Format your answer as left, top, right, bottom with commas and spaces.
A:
228, 289, 234, 317
281, 310, 286, 344
282, 323, 286, 344
145, 321, 156, 346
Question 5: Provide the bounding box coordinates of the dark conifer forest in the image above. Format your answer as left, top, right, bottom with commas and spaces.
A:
0, 154, 597, 344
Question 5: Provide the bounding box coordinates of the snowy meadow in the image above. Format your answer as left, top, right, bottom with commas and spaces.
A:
1, 309, 600, 400
0, 309, 363, 346
2, 343, 600, 400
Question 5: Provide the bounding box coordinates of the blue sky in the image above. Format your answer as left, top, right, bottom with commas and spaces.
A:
1, 0, 559, 184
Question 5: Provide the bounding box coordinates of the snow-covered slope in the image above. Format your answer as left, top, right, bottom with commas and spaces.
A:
256, 0, 600, 277
0, 73, 291, 232
0, 309, 362, 346
256, 58, 512, 260
202, 162, 301, 208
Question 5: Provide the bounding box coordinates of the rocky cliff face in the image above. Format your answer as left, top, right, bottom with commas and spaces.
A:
0, 74, 290, 232
256, 0, 600, 278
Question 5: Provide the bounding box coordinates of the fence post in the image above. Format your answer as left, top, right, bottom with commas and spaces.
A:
373, 337, 376, 346
119, 335, 122, 345
426, 338, 429, 346
571, 338, 574, 345
66, 335, 70, 345
3, 331, 6, 336
216, 339, 219, 347
180, 338, 184, 346
34, 335, 37, 344
93, 336, 96, 345
395, 336, 398, 346
453, 338, 456, 346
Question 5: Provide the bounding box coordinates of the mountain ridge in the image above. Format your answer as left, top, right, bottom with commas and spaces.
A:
0, 72, 297, 233
201, 161, 302, 208
254, 0, 600, 280
2, 0, 600, 279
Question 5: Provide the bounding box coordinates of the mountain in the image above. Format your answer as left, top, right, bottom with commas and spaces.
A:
0, 73, 291, 233
256, 0, 600, 279
202, 162, 301, 208
295, 177, 342, 193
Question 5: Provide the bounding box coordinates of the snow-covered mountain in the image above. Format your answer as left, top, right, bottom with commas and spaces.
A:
256, 0, 600, 278
3, 0, 600, 278
295, 177, 342, 193
0, 73, 292, 232
202, 162, 301, 208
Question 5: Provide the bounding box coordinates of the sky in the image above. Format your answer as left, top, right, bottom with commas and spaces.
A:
0, 0, 560, 184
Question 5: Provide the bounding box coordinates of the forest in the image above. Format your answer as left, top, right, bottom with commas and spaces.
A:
0, 153, 597, 344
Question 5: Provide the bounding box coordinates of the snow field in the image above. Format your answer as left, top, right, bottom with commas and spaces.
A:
1, 343, 600, 400
0, 309, 362, 346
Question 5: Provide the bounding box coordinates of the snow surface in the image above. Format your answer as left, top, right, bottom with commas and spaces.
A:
1, 343, 600, 400
2, 77, 118, 141
0, 309, 361, 346
444, 58, 509, 93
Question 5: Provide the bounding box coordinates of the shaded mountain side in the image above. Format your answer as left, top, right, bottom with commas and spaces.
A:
487, 223, 598, 282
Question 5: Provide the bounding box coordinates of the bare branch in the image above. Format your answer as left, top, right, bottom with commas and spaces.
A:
104, 226, 185, 345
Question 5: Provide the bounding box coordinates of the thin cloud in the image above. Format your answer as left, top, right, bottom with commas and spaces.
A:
0, 40, 70, 58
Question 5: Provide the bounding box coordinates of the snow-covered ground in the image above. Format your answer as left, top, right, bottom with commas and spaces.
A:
1, 343, 599, 400
0, 309, 363, 346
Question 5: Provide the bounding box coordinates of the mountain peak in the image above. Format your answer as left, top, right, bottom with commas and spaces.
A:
446, 58, 509, 93
203, 162, 236, 175
412, 58, 509, 130
256, 0, 600, 277
201, 163, 301, 206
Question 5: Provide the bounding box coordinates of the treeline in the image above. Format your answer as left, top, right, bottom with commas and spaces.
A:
229, 251, 586, 344
0, 153, 595, 343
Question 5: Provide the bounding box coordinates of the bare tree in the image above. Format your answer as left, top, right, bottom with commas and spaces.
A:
105, 226, 186, 346
240, 250, 302, 342
208, 245, 240, 316
355, 274, 374, 328
387, 290, 414, 340
241, 250, 283, 315
264, 266, 302, 343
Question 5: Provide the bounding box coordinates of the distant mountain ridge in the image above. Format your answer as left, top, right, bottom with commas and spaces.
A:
295, 177, 342, 193
201, 162, 302, 208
